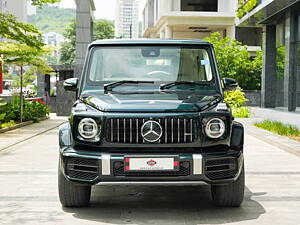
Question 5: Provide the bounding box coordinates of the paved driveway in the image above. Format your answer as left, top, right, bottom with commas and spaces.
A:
0, 126, 299, 225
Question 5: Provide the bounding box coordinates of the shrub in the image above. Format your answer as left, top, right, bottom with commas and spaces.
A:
1, 120, 16, 129
224, 87, 251, 118
232, 107, 250, 118
224, 87, 248, 108
0, 97, 49, 127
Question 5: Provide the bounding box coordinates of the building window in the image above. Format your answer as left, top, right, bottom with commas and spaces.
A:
181, 0, 218, 12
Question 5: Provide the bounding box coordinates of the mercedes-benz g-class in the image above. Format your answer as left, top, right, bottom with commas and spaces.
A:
58, 39, 245, 207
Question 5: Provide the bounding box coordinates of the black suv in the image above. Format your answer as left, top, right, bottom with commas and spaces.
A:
58, 39, 245, 207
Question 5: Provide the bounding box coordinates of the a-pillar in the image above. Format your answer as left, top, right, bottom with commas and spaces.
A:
165, 25, 173, 39
283, 9, 298, 111
74, 0, 95, 79
261, 25, 277, 108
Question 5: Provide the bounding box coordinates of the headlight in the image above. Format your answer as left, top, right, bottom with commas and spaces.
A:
205, 118, 225, 138
78, 118, 99, 140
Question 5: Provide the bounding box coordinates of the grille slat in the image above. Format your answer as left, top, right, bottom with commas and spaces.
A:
106, 118, 196, 144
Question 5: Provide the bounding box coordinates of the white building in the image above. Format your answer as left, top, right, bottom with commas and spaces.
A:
42, 32, 66, 47
0, 0, 27, 22
42, 32, 66, 63
115, 0, 139, 38
142, 0, 237, 40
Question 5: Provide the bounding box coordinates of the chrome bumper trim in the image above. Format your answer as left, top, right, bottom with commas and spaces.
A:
192, 154, 203, 175
101, 154, 111, 175
96, 181, 207, 186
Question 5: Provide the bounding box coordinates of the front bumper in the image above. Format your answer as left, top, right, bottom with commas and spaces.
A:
59, 147, 244, 185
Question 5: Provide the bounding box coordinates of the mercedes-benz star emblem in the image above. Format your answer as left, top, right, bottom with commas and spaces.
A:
141, 120, 163, 142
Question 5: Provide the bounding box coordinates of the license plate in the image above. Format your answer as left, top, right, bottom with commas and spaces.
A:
124, 157, 178, 171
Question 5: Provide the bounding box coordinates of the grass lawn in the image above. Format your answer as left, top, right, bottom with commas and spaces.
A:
254, 120, 300, 142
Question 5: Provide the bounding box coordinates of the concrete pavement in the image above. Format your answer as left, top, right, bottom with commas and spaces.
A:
0, 118, 300, 224
0, 113, 67, 151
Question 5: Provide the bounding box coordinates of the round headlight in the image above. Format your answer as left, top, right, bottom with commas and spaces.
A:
78, 118, 99, 139
205, 118, 225, 139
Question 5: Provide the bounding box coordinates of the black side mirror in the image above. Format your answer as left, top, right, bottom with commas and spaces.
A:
63, 78, 78, 91
222, 78, 238, 91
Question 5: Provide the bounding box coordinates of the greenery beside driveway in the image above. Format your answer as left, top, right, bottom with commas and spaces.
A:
0, 98, 49, 129
254, 120, 300, 142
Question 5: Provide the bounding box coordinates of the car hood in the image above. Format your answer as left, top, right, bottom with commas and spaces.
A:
80, 90, 222, 113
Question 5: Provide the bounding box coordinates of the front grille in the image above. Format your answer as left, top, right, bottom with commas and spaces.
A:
113, 161, 191, 176
106, 118, 196, 144
66, 158, 99, 181
205, 158, 238, 180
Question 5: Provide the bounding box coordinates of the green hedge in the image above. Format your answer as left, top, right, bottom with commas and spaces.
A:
0, 98, 49, 128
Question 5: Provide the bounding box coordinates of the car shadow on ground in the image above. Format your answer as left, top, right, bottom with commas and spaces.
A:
63, 185, 266, 225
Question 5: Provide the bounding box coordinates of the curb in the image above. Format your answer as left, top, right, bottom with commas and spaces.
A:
0, 116, 49, 134
246, 125, 300, 158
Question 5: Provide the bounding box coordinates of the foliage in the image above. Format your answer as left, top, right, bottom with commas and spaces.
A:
60, 19, 115, 65
276, 45, 285, 78
254, 120, 300, 137
232, 107, 251, 118
31, 0, 61, 6
93, 20, 115, 40
59, 20, 76, 64
224, 87, 250, 118
237, 0, 258, 19
1, 120, 16, 129
204, 32, 262, 90
0, 13, 44, 49
224, 87, 248, 108
28, 5, 75, 34
0, 98, 49, 126
0, 42, 54, 74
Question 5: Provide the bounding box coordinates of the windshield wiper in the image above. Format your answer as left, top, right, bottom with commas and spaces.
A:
104, 80, 154, 93
160, 81, 211, 90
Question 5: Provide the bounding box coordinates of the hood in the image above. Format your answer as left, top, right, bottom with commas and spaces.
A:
80, 90, 222, 113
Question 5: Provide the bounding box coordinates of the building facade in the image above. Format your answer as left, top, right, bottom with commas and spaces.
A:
237, 0, 300, 111
142, 0, 262, 56
42, 32, 66, 64
115, 0, 139, 38
0, 0, 27, 22
142, 0, 238, 40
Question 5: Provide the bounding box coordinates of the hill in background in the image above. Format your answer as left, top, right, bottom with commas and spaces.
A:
28, 5, 75, 34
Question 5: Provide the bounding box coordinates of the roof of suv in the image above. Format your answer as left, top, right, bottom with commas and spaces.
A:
89, 39, 211, 47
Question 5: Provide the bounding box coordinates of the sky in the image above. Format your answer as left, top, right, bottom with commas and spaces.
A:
56, 0, 146, 20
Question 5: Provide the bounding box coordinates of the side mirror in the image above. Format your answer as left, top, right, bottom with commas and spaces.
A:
222, 78, 238, 91
63, 78, 78, 91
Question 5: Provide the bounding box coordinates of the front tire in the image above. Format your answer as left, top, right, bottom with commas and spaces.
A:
211, 164, 245, 207
58, 167, 91, 207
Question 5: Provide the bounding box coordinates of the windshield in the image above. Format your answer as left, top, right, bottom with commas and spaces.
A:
87, 45, 215, 84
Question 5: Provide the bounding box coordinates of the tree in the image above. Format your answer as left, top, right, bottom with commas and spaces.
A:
31, 0, 61, 6
0, 13, 43, 49
0, 13, 53, 122
60, 19, 115, 64
204, 32, 262, 90
0, 42, 53, 122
